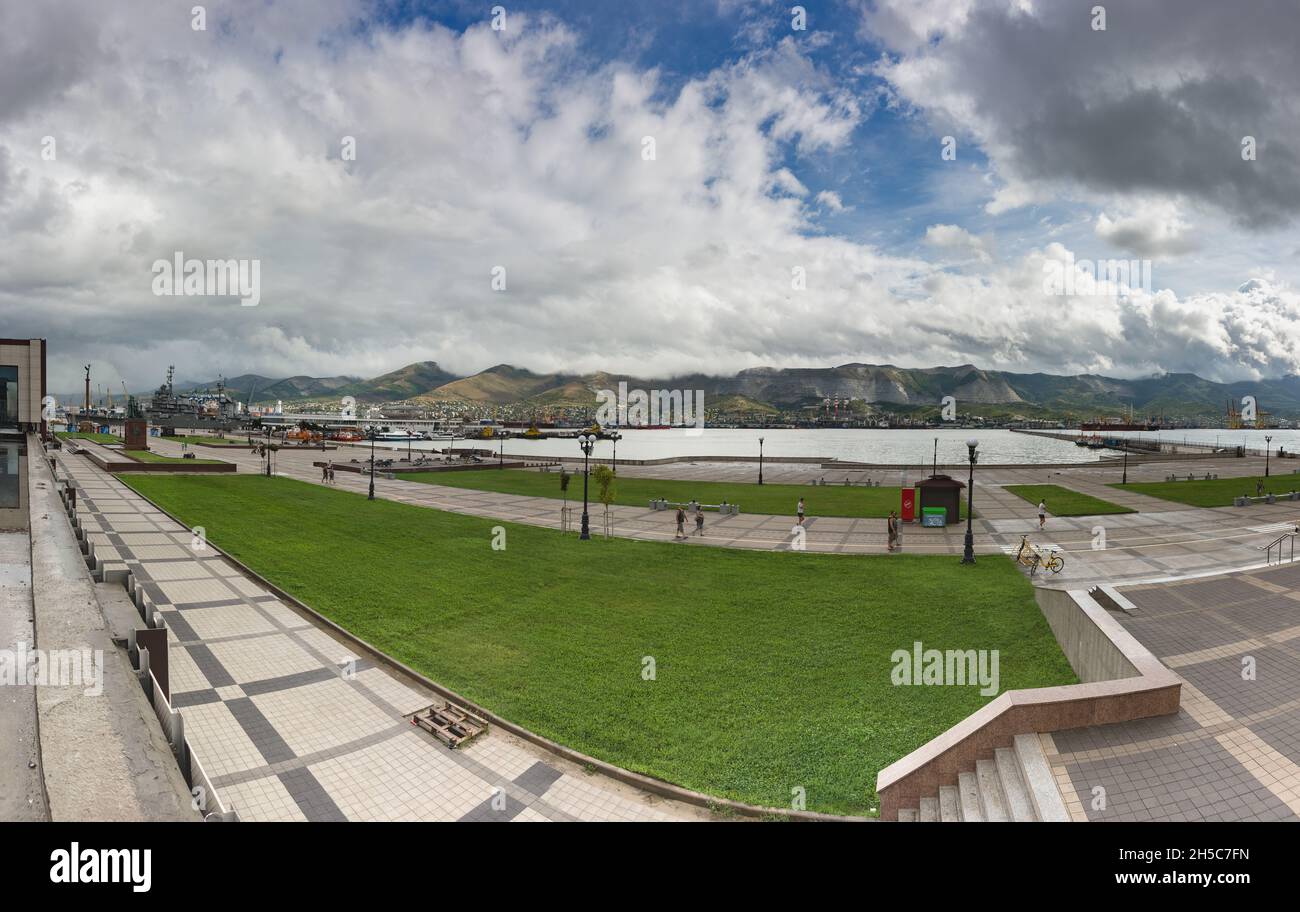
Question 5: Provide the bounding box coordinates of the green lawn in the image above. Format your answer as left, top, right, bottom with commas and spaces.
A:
1004, 484, 1136, 517
56, 431, 121, 444
123, 449, 224, 465
1112, 473, 1300, 508
394, 468, 964, 519
161, 434, 252, 447
119, 474, 1073, 815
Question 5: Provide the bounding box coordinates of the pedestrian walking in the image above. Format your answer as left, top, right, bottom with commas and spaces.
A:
694, 506, 705, 536
322, 463, 329, 482
887, 510, 898, 552
675, 506, 686, 540
1038, 500, 1047, 530
796, 498, 806, 526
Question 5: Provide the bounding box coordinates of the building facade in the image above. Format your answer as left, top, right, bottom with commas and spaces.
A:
0, 338, 47, 435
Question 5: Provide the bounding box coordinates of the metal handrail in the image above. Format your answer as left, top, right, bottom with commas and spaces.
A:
1264, 532, 1297, 565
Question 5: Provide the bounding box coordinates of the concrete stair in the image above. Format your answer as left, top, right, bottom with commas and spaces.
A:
895, 733, 1070, 822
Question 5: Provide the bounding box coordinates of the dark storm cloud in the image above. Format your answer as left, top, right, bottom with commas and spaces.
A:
873, 0, 1300, 228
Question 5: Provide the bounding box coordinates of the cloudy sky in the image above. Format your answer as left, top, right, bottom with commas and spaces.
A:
3, 0, 1300, 394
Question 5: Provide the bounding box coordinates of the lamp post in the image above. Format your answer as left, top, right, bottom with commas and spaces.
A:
758, 436, 765, 485
1121, 444, 1129, 485
609, 430, 622, 475
961, 438, 978, 565
578, 433, 595, 540
264, 427, 272, 477
498, 434, 504, 467
1266, 435, 1273, 477
368, 426, 376, 500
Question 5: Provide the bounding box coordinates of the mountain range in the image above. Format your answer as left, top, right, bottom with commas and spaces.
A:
94, 362, 1300, 420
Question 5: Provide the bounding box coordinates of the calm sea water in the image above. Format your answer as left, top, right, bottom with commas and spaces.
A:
410, 428, 1106, 465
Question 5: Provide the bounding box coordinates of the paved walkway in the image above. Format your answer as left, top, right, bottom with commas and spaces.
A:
1045, 563, 1300, 821
54, 448, 702, 822
30, 441, 194, 821
140, 438, 1300, 588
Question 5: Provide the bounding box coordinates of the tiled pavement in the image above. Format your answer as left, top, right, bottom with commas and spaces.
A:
1044, 563, 1300, 821
54, 449, 702, 822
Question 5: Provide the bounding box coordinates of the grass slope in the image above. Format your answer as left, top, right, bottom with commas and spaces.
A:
1112, 473, 1300, 508
395, 468, 964, 519
55, 431, 121, 444
161, 435, 252, 447
124, 450, 224, 465
1004, 484, 1136, 517
119, 474, 1073, 815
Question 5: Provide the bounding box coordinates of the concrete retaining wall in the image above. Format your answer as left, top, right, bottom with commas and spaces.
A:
73, 443, 236, 474
1035, 586, 1141, 683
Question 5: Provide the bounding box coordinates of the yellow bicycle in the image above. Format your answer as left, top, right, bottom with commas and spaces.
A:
1040, 548, 1065, 574
1016, 535, 1064, 575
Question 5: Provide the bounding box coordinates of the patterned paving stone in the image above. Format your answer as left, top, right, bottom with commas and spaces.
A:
1176, 646, 1300, 719
1047, 560, 1300, 821
1059, 739, 1295, 822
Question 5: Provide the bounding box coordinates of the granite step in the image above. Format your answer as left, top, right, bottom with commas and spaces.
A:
995, 747, 1036, 822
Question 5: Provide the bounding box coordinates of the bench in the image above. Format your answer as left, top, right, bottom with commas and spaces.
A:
650, 500, 740, 515
1233, 492, 1300, 506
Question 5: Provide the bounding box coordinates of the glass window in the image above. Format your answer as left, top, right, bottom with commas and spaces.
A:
0, 365, 18, 428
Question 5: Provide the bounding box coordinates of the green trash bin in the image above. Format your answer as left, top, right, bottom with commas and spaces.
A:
921, 507, 947, 528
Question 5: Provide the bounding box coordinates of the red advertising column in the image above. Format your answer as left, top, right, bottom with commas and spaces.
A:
900, 487, 915, 523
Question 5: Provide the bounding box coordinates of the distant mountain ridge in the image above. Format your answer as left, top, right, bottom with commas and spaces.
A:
122, 360, 1300, 419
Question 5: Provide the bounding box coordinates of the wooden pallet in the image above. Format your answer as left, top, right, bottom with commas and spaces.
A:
411, 701, 488, 749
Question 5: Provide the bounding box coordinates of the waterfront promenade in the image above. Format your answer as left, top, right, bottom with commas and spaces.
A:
45, 436, 1300, 823
146, 437, 1300, 588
